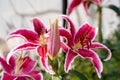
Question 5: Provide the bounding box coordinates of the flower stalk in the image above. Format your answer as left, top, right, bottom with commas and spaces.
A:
97, 4, 103, 43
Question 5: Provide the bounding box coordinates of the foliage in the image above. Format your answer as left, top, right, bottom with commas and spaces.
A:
102, 24, 120, 80
108, 5, 120, 16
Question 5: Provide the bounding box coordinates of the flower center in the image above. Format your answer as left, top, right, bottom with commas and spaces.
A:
73, 37, 92, 50
39, 34, 48, 45
14, 57, 26, 75
73, 41, 82, 50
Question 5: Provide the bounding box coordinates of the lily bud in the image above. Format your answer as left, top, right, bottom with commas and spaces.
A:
48, 19, 60, 60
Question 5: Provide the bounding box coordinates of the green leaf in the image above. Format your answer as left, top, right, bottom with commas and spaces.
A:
69, 70, 88, 80
108, 5, 120, 16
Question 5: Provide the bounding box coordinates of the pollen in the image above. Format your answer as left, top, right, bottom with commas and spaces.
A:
73, 41, 82, 50
39, 35, 48, 45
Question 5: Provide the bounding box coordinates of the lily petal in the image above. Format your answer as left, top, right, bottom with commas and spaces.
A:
65, 49, 78, 72
48, 19, 60, 60
33, 18, 46, 35
21, 56, 36, 74
90, 0, 101, 4
7, 42, 38, 64
41, 57, 51, 72
37, 45, 47, 59
8, 56, 16, 70
3, 56, 16, 70
37, 45, 54, 74
68, 0, 82, 15
90, 42, 112, 61
77, 49, 103, 78
75, 23, 97, 44
59, 28, 73, 47
40, 57, 55, 74
10, 29, 39, 43
12, 42, 38, 52
0, 57, 13, 74
28, 70, 43, 80
83, 0, 101, 15
60, 42, 69, 53
1, 73, 16, 80
16, 77, 27, 80
61, 15, 76, 37
83, 1, 89, 15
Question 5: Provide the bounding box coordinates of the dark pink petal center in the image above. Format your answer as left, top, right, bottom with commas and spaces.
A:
20, 56, 36, 74
74, 23, 96, 47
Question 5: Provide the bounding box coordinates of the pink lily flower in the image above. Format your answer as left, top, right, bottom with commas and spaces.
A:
7, 18, 60, 74
59, 15, 111, 78
68, 0, 101, 15
0, 56, 43, 80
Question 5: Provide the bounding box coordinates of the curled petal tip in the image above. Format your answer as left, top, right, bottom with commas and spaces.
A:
98, 74, 102, 79
104, 50, 112, 61
7, 43, 37, 64
90, 42, 112, 61
96, 63, 103, 79
6, 52, 13, 64
61, 15, 76, 38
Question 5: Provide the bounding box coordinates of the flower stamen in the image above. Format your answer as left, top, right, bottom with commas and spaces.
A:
14, 57, 26, 75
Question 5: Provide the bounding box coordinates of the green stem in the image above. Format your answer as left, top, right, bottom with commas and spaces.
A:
50, 75, 53, 80
97, 4, 104, 58
97, 5, 103, 43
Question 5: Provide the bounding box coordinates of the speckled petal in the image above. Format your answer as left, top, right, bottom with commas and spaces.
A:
74, 23, 97, 44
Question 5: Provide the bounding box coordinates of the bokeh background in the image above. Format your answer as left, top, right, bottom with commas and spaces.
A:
0, 0, 120, 80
